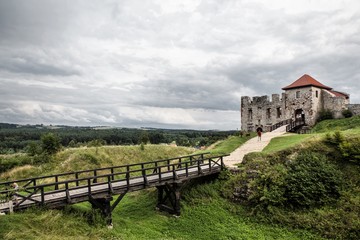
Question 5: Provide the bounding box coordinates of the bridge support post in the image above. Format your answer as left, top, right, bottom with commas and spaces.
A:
156, 182, 181, 216
89, 196, 113, 227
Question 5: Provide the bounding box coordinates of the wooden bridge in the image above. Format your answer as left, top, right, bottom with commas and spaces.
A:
270, 118, 306, 132
0, 153, 227, 225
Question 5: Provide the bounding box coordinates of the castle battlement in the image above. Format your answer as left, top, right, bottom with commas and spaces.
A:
241, 94, 283, 105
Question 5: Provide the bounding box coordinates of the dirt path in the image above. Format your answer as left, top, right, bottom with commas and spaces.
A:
223, 126, 287, 168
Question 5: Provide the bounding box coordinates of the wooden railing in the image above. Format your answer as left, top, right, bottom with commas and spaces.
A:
271, 118, 306, 132
286, 119, 305, 132
0, 152, 227, 213
270, 118, 292, 131
0, 152, 209, 193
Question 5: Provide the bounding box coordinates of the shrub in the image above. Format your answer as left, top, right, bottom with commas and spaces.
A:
0, 155, 33, 173
342, 109, 353, 118
339, 137, 360, 164
41, 133, 62, 155
225, 152, 344, 208
87, 139, 106, 147
285, 152, 343, 207
256, 164, 288, 206
26, 141, 41, 156
140, 143, 145, 151
324, 132, 360, 164
324, 131, 345, 147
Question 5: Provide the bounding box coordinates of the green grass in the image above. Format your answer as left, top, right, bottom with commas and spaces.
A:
208, 134, 255, 155
262, 134, 316, 153
0, 181, 323, 240
263, 116, 360, 154
0, 133, 330, 239
0, 207, 108, 240
0, 145, 194, 181
312, 115, 360, 133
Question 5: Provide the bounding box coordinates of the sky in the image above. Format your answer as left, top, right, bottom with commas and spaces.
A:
0, 0, 359, 130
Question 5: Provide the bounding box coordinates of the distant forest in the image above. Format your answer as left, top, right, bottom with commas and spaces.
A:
0, 123, 237, 154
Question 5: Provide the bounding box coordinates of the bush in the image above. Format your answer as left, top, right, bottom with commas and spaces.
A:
41, 133, 62, 155
26, 141, 41, 156
342, 109, 353, 118
87, 139, 106, 147
140, 143, 145, 151
339, 137, 360, 164
0, 155, 33, 173
324, 131, 360, 164
225, 152, 344, 208
285, 152, 343, 207
324, 131, 345, 147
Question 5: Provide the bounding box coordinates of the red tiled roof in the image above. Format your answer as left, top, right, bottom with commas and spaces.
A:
328, 90, 349, 99
282, 74, 332, 90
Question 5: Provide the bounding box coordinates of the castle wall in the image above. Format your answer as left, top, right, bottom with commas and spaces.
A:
347, 104, 360, 116
241, 94, 284, 132
322, 90, 350, 118
311, 87, 324, 122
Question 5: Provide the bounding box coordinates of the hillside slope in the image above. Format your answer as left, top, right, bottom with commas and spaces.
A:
0, 139, 323, 240
224, 117, 360, 239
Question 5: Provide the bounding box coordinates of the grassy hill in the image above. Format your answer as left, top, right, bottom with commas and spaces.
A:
311, 115, 360, 133
232, 116, 360, 239
1, 116, 360, 239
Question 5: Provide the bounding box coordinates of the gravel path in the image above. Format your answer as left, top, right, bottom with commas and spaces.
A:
223, 125, 287, 168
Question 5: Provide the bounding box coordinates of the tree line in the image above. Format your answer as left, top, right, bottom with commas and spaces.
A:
0, 123, 237, 154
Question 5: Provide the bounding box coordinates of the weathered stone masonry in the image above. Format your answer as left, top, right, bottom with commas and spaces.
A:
241, 74, 359, 132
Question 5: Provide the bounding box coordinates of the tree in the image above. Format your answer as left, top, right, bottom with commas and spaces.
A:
41, 133, 61, 155
140, 131, 149, 144
149, 132, 165, 144
26, 141, 41, 156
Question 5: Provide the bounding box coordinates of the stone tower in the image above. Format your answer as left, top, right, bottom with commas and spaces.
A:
241, 74, 351, 132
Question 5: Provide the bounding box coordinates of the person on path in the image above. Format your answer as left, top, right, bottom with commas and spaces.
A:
256, 126, 263, 141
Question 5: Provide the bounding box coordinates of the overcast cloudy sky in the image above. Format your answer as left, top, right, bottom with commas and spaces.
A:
0, 0, 359, 130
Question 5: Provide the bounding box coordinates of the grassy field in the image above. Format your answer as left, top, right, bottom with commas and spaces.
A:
0, 135, 324, 240
0, 182, 323, 240
262, 133, 315, 153
0, 145, 194, 181
206, 133, 255, 155
311, 115, 360, 133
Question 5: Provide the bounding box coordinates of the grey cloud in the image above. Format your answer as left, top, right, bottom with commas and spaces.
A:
0, 1, 80, 46
131, 70, 242, 111
0, 55, 79, 76
0, 0, 359, 130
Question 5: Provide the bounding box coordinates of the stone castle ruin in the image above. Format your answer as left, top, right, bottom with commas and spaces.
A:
241, 74, 360, 132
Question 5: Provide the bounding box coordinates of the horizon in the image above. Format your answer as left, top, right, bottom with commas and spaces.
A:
0, 121, 238, 132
